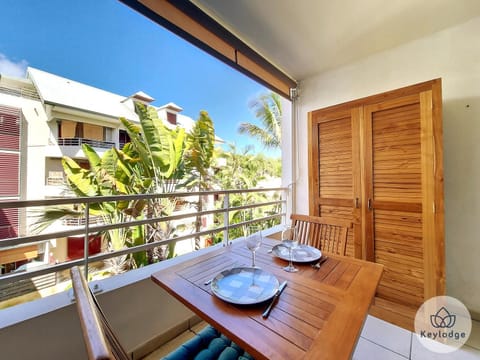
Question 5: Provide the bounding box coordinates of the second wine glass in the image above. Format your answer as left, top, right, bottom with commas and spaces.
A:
245, 226, 263, 268
281, 224, 299, 272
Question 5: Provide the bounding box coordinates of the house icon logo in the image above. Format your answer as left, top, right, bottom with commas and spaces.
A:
415, 296, 471, 353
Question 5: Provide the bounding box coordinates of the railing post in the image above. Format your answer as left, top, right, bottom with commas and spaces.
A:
83, 202, 90, 279
223, 194, 229, 246
283, 188, 289, 225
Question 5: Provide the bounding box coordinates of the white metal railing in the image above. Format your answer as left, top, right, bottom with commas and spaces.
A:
57, 137, 115, 149
46, 177, 65, 186
61, 215, 104, 226
0, 188, 287, 289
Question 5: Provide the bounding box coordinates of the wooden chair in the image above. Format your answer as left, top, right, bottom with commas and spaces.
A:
290, 214, 351, 256
70, 266, 129, 360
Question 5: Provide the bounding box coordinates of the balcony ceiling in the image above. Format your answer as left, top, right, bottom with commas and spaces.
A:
192, 0, 480, 81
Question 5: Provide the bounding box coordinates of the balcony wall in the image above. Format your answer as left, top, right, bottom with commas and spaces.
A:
45, 141, 112, 159
0, 251, 202, 360
296, 16, 480, 317
0, 211, 282, 360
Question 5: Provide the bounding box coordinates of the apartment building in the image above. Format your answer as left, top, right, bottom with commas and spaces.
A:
0, 67, 202, 273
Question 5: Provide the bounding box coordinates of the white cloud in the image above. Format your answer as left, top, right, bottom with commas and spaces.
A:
0, 53, 28, 78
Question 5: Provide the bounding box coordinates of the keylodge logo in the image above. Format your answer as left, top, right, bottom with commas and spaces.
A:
430, 306, 456, 328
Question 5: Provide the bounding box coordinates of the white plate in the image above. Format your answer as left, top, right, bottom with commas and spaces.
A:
211, 267, 279, 305
272, 244, 322, 263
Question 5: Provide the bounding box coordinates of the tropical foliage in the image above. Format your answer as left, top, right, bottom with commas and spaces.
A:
238, 92, 282, 149
213, 143, 282, 241
183, 111, 216, 249
34, 100, 282, 274
35, 103, 190, 271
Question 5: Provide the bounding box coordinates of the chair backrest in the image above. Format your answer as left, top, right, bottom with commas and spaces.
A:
70, 266, 129, 360
290, 214, 351, 256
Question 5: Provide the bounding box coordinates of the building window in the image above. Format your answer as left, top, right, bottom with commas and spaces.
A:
167, 112, 177, 125
119, 130, 130, 148
75, 122, 84, 138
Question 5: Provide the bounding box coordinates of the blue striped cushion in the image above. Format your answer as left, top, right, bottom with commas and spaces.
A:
163, 326, 254, 360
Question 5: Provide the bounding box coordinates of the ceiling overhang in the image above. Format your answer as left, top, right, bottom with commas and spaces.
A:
119, 0, 297, 99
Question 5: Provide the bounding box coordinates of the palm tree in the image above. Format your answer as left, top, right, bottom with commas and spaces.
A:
214, 144, 280, 240
238, 92, 282, 149
183, 111, 216, 250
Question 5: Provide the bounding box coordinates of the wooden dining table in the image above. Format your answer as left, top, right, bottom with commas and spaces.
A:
151, 236, 383, 360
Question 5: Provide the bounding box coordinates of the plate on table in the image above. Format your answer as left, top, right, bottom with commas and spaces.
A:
211, 267, 279, 305
272, 244, 322, 263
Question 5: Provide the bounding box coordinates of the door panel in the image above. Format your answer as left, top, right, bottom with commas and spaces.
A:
309, 109, 361, 257
374, 209, 424, 308
318, 117, 352, 199
365, 95, 426, 310
371, 103, 422, 203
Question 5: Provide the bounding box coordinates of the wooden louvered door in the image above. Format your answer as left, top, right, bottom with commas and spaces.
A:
364, 91, 443, 329
308, 108, 361, 258
308, 79, 444, 331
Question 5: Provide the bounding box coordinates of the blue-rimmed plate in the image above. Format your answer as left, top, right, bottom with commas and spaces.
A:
272, 244, 322, 263
211, 267, 279, 305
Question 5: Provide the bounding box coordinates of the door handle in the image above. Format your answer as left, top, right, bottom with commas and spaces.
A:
367, 198, 373, 211
354, 197, 360, 208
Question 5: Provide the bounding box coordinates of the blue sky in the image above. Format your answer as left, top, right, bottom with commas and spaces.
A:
0, 0, 279, 157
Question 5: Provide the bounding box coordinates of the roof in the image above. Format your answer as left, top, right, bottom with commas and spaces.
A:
158, 102, 183, 112
26, 67, 222, 142
27, 67, 139, 120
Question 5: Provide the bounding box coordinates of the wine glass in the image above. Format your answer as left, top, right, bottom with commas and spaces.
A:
281, 224, 299, 272
245, 225, 263, 268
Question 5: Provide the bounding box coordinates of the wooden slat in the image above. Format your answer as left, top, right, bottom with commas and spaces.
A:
318, 116, 352, 200
432, 80, 446, 297
370, 297, 417, 331
374, 208, 424, 307
420, 89, 445, 299
291, 214, 351, 256
371, 102, 422, 203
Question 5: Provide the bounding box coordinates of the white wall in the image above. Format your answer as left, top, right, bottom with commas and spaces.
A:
24, 103, 49, 201
0, 256, 198, 360
296, 16, 480, 315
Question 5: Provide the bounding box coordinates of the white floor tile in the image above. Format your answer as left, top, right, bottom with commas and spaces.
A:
411, 334, 480, 360
361, 315, 412, 357
353, 337, 409, 360
466, 319, 480, 350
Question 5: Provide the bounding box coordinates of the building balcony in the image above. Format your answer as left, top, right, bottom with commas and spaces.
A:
45, 137, 116, 158
57, 137, 115, 149
0, 189, 479, 359
0, 189, 285, 358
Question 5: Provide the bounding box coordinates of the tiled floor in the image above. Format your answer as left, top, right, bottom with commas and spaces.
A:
142, 316, 480, 360
354, 316, 480, 360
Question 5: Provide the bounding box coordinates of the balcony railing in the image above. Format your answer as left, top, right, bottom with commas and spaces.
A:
46, 177, 65, 186
61, 215, 104, 226
0, 188, 287, 302
0, 85, 40, 101
57, 137, 115, 149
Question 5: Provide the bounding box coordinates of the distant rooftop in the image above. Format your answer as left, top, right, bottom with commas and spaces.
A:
27, 67, 140, 121
24, 67, 223, 142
